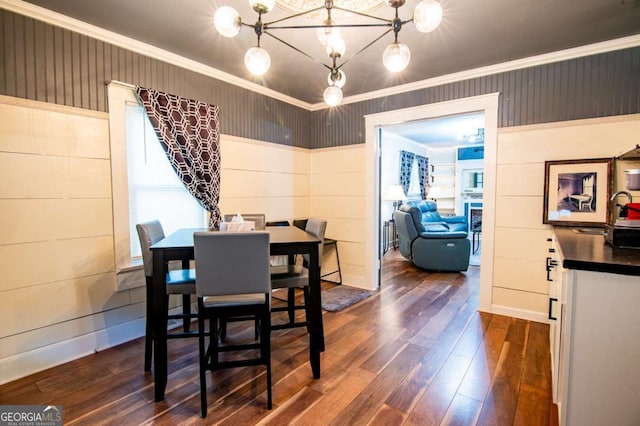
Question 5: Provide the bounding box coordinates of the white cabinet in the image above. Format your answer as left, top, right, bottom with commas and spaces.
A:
548, 239, 571, 423
550, 231, 640, 425
547, 235, 562, 404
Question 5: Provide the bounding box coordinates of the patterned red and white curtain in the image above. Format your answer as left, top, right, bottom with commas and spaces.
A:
136, 87, 222, 230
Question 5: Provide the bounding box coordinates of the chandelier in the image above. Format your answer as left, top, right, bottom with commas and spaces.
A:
213, 0, 443, 106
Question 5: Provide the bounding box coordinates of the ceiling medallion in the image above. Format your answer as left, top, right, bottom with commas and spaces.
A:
276, 0, 385, 14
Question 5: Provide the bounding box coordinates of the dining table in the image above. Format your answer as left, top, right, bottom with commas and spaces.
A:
150, 225, 325, 402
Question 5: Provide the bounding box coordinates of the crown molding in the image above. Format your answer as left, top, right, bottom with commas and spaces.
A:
309, 33, 640, 110
2, 0, 639, 113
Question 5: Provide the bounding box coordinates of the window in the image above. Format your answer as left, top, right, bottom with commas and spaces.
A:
108, 82, 206, 290
407, 159, 421, 197
125, 104, 207, 260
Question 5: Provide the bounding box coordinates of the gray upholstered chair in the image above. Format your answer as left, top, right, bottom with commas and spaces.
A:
294, 218, 342, 284
194, 231, 272, 418
136, 220, 197, 372
223, 213, 266, 230
270, 217, 327, 330
394, 206, 470, 272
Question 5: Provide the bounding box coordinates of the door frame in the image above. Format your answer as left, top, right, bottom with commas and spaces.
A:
364, 93, 500, 312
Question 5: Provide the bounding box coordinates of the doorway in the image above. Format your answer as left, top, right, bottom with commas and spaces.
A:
379, 112, 486, 266
364, 93, 500, 313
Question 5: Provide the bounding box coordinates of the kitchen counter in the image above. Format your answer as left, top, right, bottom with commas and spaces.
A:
551, 227, 640, 425
553, 226, 640, 276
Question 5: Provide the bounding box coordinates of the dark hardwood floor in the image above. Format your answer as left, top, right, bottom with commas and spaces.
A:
0, 251, 558, 425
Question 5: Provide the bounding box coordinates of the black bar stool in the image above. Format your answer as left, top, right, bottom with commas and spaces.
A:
321, 238, 342, 284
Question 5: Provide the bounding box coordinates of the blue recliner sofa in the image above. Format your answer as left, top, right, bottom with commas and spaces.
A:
394, 205, 470, 272
406, 200, 468, 232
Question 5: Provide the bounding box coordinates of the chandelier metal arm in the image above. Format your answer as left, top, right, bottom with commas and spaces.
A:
264, 5, 326, 26
262, 31, 333, 71
263, 25, 393, 73
331, 5, 397, 23
337, 27, 393, 69
264, 22, 393, 30
263, 4, 398, 30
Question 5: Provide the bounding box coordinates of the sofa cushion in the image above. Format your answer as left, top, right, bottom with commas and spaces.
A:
398, 204, 426, 233
419, 230, 468, 239
413, 200, 442, 223
422, 223, 449, 232
404, 200, 468, 233
444, 222, 468, 233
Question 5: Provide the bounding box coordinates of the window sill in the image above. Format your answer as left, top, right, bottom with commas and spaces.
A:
118, 260, 143, 273
115, 262, 145, 292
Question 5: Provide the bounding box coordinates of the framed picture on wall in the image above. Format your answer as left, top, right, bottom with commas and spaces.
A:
543, 158, 614, 227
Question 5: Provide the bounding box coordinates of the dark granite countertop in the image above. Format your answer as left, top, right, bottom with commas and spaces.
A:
553, 227, 640, 276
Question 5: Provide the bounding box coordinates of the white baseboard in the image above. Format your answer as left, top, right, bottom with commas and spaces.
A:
0, 305, 196, 385
0, 318, 146, 385
339, 273, 369, 290
483, 304, 550, 324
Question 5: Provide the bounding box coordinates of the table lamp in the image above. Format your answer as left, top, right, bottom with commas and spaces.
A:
385, 184, 407, 220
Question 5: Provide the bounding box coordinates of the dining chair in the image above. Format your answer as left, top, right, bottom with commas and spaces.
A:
223, 213, 266, 230
218, 217, 265, 340
194, 231, 272, 417
320, 238, 342, 284
266, 220, 290, 227
292, 218, 308, 231
270, 218, 327, 330
265, 220, 291, 267
295, 218, 342, 284
136, 220, 198, 372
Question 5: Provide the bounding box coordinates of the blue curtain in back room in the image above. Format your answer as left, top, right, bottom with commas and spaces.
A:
399, 151, 415, 196
415, 155, 429, 200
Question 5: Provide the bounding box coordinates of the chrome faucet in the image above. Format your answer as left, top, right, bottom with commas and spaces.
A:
610, 191, 633, 203
611, 191, 633, 221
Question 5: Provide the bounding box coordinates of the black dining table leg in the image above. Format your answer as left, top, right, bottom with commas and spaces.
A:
307, 244, 325, 378
152, 249, 168, 402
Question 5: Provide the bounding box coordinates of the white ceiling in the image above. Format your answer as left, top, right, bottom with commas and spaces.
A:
382, 111, 485, 147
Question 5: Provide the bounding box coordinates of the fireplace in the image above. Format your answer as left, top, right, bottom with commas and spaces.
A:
464, 202, 483, 233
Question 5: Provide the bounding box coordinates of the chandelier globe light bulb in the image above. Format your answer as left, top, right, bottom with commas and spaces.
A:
383, 42, 410, 72
323, 85, 343, 106
384, 0, 406, 8
413, 0, 443, 33
317, 19, 340, 46
326, 34, 346, 58
244, 47, 271, 75
249, 0, 275, 14
213, 6, 241, 38
327, 69, 347, 88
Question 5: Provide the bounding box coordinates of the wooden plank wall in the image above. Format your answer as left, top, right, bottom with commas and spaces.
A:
0, 10, 310, 148
1, 9, 639, 150
309, 48, 640, 147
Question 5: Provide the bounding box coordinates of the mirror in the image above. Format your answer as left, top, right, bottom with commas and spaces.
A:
462, 169, 483, 193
